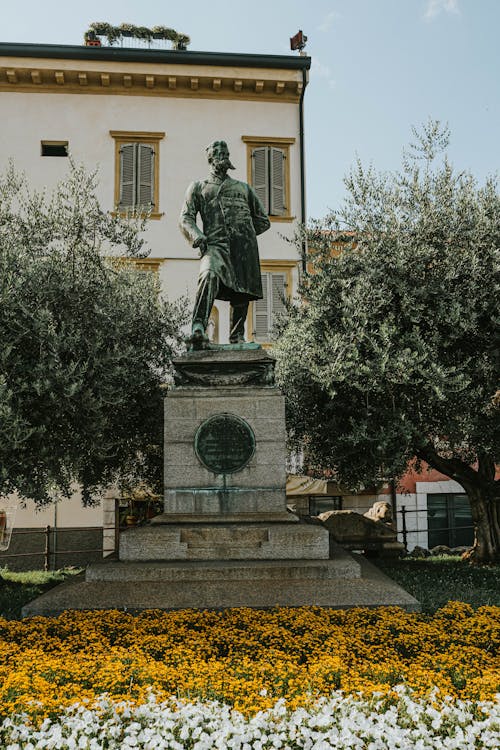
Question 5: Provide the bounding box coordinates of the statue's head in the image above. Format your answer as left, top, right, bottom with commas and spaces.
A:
206, 140, 235, 172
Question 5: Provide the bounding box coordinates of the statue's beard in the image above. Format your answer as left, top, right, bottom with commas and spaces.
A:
211, 157, 234, 176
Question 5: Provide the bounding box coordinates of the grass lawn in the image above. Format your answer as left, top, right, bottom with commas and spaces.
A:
0, 567, 81, 619
374, 555, 500, 613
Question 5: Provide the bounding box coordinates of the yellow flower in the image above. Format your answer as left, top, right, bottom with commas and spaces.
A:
0, 604, 497, 719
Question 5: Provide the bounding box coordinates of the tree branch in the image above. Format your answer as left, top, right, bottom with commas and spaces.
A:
416, 443, 481, 488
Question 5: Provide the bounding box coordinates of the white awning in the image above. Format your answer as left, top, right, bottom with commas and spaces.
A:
286, 475, 330, 496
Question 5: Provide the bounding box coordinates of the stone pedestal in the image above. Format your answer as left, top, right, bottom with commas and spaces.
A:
22, 346, 420, 615
158, 384, 292, 523
119, 348, 330, 564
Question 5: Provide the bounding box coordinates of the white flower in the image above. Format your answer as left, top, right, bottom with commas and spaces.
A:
0, 689, 499, 750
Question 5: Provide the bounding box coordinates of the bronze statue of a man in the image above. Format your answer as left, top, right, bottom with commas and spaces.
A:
179, 140, 270, 347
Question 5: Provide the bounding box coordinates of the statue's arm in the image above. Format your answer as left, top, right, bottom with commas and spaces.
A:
248, 185, 271, 236
179, 182, 206, 248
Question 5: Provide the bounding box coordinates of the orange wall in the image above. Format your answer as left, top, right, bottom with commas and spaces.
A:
378, 460, 500, 495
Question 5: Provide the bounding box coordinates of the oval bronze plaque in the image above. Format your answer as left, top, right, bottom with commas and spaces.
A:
194, 413, 255, 474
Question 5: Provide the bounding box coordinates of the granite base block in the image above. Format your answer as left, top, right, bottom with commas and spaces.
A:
164, 463, 287, 490
119, 522, 330, 561
162, 488, 290, 517
164, 385, 287, 494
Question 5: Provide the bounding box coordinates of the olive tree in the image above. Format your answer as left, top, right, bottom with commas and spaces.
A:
0, 163, 187, 506
276, 122, 500, 562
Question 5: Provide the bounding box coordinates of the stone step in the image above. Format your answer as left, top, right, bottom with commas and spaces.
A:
21, 556, 420, 617
86, 554, 361, 583
151, 511, 297, 524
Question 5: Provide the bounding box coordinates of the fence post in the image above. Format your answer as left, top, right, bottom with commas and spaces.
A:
400, 506, 408, 552
44, 525, 51, 571
115, 498, 120, 555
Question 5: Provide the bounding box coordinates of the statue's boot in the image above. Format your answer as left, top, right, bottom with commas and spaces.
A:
229, 301, 249, 344
189, 271, 219, 349
189, 321, 209, 350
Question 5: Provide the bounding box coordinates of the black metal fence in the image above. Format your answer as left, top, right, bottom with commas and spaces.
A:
397, 505, 474, 552
0, 507, 477, 567
0, 525, 115, 571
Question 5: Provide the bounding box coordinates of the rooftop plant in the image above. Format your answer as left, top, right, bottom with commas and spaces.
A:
84, 22, 190, 49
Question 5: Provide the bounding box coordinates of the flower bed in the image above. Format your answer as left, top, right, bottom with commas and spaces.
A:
1, 690, 499, 749
0, 603, 498, 745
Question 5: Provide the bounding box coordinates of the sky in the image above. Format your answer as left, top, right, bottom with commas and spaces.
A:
1, 0, 499, 219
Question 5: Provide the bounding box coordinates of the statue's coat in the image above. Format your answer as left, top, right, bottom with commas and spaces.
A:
179, 175, 270, 302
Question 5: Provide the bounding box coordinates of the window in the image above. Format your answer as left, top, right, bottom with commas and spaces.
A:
250, 262, 295, 343
242, 136, 295, 221
119, 143, 154, 209
427, 493, 474, 548
110, 131, 165, 218
41, 141, 68, 157
253, 271, 286, 342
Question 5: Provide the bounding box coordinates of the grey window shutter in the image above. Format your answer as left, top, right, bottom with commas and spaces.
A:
270, 147, 286, 216
119, 143, 136, 208
251, 146, 269, 213
270, 272, 287, 339
253, 272, 269, 342
137, 144, 155, 208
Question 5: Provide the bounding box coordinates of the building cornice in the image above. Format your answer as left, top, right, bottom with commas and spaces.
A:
0, 43, 311, 70
0, 44, 309, 102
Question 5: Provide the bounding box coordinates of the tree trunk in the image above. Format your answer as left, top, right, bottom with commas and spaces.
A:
416, 446, 500, 563
463, 485, 500, 563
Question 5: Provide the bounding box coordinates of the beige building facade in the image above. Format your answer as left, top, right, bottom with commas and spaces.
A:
0, 42, 310, 567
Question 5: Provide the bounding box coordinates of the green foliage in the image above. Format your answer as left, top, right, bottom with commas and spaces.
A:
275, 120, 499, 493
0, 567, 80, 620
375, 557, 500, 614
0, 163, 187, 505
84, 22, 190, 49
